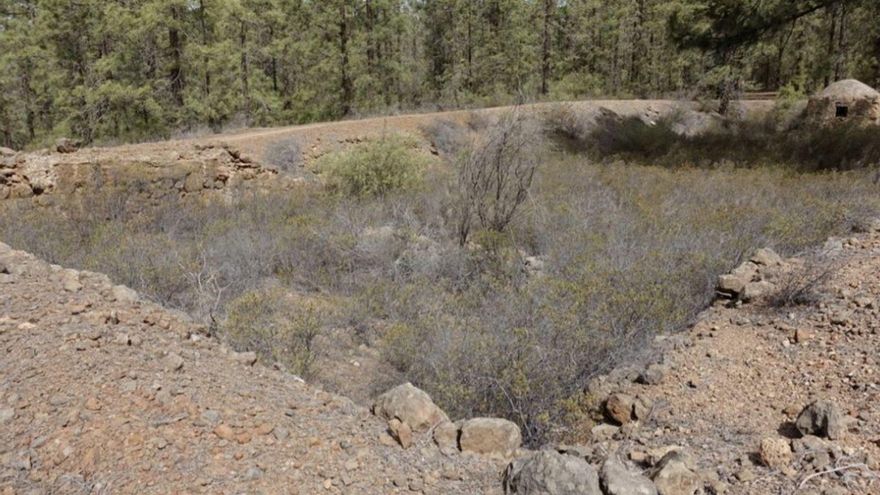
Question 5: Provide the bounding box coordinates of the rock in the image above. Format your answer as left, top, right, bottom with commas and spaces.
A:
84, 397, 102, 411
600, 456, 658, 495
388, 418, 413, 449
750, 248, 783, 266
795, 400, 846, 440
0, 146, 15, 156
213, 424, 235, 441
741, 281, 776, 302
433, 421, 459, 455
852, 217, 880, 233
504, 450, 602, 495
632, 396, 652, 421
650, 452, 699, 495
0, 408, 14, 424
591, 424, 620, 442
717, 262, 758, 295
459, 417, 521, 459
111, 285, 139, 303
164, 352, 185, 372
55, 137, 79, 153
232, 351, 258, 366
637, 364, 665, 385
61, 271, 82, 292
605, 393, 636, 425
200, 410, 222, 425
759, 438, 792, 470
372, 383, 448, 432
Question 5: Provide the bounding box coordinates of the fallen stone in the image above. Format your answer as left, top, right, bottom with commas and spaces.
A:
164, 353, 185, 372
750, 248, 783, 266
0, 408, 14, 424
213, 424, 235, 441
637, 364, 665, 385
459, 417, 521, 459
388, 418, 413, 449
796, 400, 846, 440
600, 456, 658, 495
759, 437, 792, 470
111, 285, 139, 303
650, 451, 699, 495
433, 421, 459, 455
232, 351, 258, 366
742, 281, 776, 302
717, 262, 758, 295
372, 383, 448, 432
591, 424, 620, 442
605, 393, 636, 425
504, 450, 602, 495
56, 137, 79, 154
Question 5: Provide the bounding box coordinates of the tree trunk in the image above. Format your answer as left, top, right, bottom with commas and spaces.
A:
540, 0, 553, 95
240, 22, 251, 124
168, 5, 184, 107
339, 1, 353, 116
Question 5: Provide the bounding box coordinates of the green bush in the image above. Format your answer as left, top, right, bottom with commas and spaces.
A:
222, 289, 321, 378
316, 135, 427, 197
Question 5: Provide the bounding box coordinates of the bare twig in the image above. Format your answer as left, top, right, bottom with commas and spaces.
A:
796, 463, 879, 491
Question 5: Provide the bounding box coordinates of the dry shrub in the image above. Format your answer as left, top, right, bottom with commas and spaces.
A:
263, 137, 303, 173
768, 255, 840, 307
420, 119, 470, 158
1, 119, 879, 446
548, 105, 880, 171
456, 111, 541, 245
223, 289, 321, 377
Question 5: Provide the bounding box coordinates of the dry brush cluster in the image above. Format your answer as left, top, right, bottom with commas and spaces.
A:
1, 109, 879, 445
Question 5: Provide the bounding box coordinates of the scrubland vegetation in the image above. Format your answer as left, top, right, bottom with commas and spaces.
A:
2, 108, 879, 445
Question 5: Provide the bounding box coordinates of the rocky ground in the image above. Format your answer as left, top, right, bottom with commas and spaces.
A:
580, 229, 880, 494
0, 243, 505, 494
2, 229, 879, 494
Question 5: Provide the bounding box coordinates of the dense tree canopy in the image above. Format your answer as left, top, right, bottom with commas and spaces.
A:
1, 0, 878, 148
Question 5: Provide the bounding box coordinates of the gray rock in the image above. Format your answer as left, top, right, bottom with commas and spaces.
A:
591, 424, 620, 442
650, 451, 699, 495
601, 456, 658, 495
504, 450, 602, 495
164, 353, 185, 372
0, 407, 14, 424
796, 400, 846, 440
637, 364, 666, 385
433, 420, 459, 455
741, 281, 776, 302
750, 248, 783, 266
232, 351, 258, 366
459, 417, 521, 459
372, 383, 448, 432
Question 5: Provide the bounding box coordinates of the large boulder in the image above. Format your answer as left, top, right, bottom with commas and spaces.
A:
504, 450, 602, 495
650, 452, 700, 495
600, 456, 658, 495
795, 400, 846, 440
459, 417, 521, 459
372, 383, 448, 432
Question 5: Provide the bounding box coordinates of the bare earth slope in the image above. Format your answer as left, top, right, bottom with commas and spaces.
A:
585, 232, 880, 494
0, 242, 503, 494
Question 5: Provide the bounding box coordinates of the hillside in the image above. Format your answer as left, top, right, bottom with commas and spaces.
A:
2, 221, 879, 494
